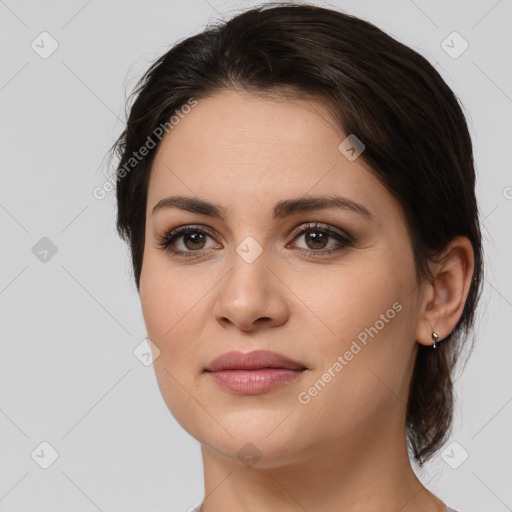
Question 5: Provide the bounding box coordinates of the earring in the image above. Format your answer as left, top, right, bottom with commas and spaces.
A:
431, 331, 439, 349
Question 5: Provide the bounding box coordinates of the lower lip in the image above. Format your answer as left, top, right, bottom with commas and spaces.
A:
207, 368, 305, 395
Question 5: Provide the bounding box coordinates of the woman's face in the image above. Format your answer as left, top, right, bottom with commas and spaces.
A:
140, 89, 425, 467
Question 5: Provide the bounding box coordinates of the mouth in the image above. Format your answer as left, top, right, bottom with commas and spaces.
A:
204, 350, 308, 395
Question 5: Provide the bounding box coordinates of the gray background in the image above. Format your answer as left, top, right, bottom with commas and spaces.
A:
1, 0, 511, 510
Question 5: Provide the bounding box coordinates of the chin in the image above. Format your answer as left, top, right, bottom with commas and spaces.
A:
185, 408, 317, 469
199, 432, 310, 470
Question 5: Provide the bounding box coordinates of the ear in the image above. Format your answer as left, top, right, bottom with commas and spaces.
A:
415, 236, 475, 347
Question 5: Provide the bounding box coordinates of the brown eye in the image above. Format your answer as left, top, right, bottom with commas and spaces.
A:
289, 222, 354, 256
158, 225, 218, 257
181, 231, 207, 250
158, 222, 354, 259
302, 229, 329, 249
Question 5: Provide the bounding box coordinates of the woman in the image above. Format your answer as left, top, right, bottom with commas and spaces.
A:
110, 3, 482, 511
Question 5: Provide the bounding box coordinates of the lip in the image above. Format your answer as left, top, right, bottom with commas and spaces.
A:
204, 350, 308, 395
205, 349, 306, 372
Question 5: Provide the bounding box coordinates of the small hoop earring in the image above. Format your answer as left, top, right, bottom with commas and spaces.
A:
431, 331, 439, 349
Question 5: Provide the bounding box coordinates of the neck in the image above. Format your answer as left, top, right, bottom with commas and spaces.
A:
199, 399, 445, 512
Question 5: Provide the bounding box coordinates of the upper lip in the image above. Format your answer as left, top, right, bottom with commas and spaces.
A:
204, 350, 307, 372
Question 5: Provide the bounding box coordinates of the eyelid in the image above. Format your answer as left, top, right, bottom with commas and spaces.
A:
288, 221, 354, 243
157, 224, 218, 247
158, 221, 355, 257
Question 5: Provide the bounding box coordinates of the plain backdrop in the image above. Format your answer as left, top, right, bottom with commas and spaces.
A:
1, 0, 511, 511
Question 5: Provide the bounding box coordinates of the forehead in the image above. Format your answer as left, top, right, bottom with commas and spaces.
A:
147, 89, 391, 220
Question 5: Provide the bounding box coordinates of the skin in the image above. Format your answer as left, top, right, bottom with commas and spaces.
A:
139, 89, 474, 512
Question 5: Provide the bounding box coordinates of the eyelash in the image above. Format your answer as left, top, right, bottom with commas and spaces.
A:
157, 222, 355, 259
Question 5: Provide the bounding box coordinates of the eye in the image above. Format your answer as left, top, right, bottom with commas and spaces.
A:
157, 222, 354, 258
288, 222, 354, 256
157, 225, 219, 257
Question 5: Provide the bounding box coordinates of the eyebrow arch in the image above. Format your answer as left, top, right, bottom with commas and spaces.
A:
152, 195, 376, 222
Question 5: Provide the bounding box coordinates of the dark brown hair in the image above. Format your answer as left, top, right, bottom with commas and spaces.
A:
109, 2, 483, 467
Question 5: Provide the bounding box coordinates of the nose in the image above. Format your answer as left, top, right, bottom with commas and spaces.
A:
212, 252, 289, 333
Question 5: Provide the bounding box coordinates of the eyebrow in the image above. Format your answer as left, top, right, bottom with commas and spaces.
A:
152, 195, 375, 222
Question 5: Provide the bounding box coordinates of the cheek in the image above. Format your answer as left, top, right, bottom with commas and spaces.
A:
139, 270, 170, 341
139, 253, 208, 372
292, 258, 405, 342
140, 259, 209, 436
140, 251, 194, 339
292, 253, 414, 399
